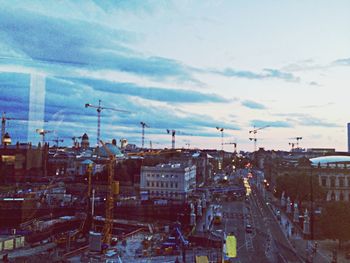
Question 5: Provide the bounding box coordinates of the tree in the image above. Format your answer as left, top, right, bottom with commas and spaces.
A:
319, 202, 350, 248
275, 173, 325, 203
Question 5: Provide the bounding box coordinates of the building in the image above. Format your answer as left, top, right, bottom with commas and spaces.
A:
0, 142, 47, 182
348, 123, 350, 152
310, 156, 350, 201
140, 163, 196, 200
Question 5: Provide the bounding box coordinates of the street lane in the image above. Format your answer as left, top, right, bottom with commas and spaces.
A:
251, 185, 303, 263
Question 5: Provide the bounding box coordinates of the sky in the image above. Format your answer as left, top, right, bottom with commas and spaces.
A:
0, 0, 349, 151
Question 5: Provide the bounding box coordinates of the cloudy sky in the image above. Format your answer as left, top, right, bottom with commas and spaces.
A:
0, 1, 349, 151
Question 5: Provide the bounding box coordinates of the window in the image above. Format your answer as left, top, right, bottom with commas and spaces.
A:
161, 182, 164, 188
340, 192, 344, 201
331, 192, 335, 201
330, 177, 335, 187
175, 183, 178, 188
170, 182, 173, 188
321, 177, 327, 187
156, 182, 159, 187
165, 182, 168, 188
147, 182, 150, 187
339, 177, 344, 187
151, 182, 154, 187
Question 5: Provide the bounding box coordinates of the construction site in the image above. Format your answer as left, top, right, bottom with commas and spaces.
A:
0, 106, 245, 263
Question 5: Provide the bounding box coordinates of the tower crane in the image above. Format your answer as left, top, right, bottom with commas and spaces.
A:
166, 129, 192, 149
99, 140, 118, 247
71, 136, 82, 147
216, 127, 224, 151
289, 137, 302, 149
36, 129, 54, 144
50, 137, 64, 147
167, 129, 176, 149
85, 100, 130, 146
249, 125, 269, 152
1, 112, 29, 145
140, 121, 149, 149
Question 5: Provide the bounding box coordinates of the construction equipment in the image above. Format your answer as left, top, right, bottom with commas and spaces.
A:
289, 137, 302, 149
99, 140, 117, 247
140, 121, 149, 149
127, 148, 182, 157
71, 136, 82, 147
1, 112, 27, 145
249, 125, 269, 152
167, 129, 177, 149
50, 137, 64, 147
216, 127, 224, 151
166, 129, 192, 149
289, 142, 295, 151
85, 100, 130, 146
36, 129, 54, 144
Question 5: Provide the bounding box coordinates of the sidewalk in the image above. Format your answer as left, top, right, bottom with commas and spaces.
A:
267, 193, 343, 263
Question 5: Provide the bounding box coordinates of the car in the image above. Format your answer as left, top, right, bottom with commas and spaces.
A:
245, 224, 253, 233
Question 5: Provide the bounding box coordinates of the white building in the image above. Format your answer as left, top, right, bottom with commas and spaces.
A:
311, 156, 350, 201
140, 163, 196, 200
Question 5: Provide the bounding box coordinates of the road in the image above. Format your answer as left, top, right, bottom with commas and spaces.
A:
210, 182, 302, 262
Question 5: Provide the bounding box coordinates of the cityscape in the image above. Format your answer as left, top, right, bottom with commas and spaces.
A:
1, 1, 350, 263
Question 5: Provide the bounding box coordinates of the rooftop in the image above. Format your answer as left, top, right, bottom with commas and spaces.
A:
310, 155, 350, 166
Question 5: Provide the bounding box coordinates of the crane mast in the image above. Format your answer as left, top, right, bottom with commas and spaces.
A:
1, 112, 29, 145
100, 140, 116, 246
85, 100, 130, 147
167, 129, 176, 149
36, 129, 54, 144
249, 125, 269, 152
140, 121, 149, 149
216, 127, 224, 151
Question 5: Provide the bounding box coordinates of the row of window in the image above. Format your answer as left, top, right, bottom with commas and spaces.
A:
146, 181, 179, 188
321, 176, 348, 187
150, 191, 180, 197
146, 173, 178, 178
329, 191, 350, 201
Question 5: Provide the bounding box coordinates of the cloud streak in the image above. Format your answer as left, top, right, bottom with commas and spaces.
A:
0, 8, 197, 84
250, 119, 292, 128
64, 77, 230, 104
241, 100, 267, 110
209, 68, 300, 82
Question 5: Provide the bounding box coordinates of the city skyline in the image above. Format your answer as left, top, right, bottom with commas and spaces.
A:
0, 1, 349, 151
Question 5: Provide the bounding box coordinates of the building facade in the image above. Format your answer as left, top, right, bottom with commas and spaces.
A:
140, 163, 196, 200
311, 156, 350, 202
